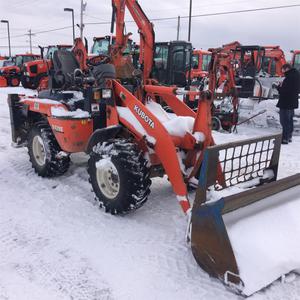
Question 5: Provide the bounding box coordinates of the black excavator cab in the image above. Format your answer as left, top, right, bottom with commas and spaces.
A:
151, 41, 192, 87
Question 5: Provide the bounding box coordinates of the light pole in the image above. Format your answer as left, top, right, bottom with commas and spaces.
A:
64, 8, 75, 43
188, 0, 192, 41
1, 20, 11, 57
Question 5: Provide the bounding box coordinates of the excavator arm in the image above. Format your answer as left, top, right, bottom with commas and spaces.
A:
111, 0, 155, 81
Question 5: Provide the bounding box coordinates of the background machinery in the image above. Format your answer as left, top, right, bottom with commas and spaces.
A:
0, 53, 40, 87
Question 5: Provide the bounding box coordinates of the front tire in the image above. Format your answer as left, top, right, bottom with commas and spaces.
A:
8, 76, 20, 87
27, 123, 70, 177
88, 139, 151, 214
21, 75, 35, 89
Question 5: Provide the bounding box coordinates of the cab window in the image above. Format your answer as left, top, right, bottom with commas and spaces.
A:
154, 45, 169, 70
202, 54, 211, 71
91, 39, 110, 55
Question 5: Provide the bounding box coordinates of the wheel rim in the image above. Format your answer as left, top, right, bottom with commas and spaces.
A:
32, 135, 46, 166
12, 78, 19, 86
96, 159, 120, 200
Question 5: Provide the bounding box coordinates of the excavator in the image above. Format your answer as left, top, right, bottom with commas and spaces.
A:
7, 0, 300, 296
207, 48, 239, 131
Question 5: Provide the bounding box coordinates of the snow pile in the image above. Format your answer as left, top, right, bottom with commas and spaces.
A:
51, 106, 90, 118
163, 116, 194, 137
223, 185, 300, 296
145, 100, 172, 123
145, 99, 205, 140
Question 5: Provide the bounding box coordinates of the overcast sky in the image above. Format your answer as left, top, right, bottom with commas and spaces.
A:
1, 0, 300, 59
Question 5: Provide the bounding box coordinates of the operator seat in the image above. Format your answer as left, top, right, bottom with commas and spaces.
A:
51, 49, 80, 89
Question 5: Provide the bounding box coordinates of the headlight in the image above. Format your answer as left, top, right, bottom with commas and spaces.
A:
102, 88, 112, 99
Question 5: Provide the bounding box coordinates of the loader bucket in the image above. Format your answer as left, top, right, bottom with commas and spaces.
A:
0, 76, 7, 87
191, 133, 300, 295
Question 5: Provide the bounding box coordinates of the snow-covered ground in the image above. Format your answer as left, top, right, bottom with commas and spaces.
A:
1, 87, 300, 300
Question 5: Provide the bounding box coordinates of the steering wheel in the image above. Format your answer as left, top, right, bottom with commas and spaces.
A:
88, 55, 111, 67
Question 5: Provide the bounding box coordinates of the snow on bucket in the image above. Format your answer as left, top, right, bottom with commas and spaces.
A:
190, 133, 300, 295
223, 182, 300, 295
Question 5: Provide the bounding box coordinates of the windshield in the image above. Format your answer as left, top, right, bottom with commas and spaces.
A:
294, 54, 300, 71
15, 56, 23, 67
23, 56, 37, 64
91, 38, 132, 55
91, 39, 110, 55
202, 54, 211, 71
154, 45, 169, 69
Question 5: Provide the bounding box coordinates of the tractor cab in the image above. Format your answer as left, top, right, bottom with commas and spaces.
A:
13, 54, 40, 68
152, 41, 192, 87
234, 45, 265, 98
91, 36, 133, 56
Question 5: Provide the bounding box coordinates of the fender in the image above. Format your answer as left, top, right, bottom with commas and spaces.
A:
86, 125, 123, 154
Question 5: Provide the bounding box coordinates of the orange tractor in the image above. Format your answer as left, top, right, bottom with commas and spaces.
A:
7, 0, 300, 296
21, 45, 72, 89
0, 53, 40, 87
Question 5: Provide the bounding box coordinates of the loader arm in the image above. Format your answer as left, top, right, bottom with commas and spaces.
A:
112, 79, 191, 213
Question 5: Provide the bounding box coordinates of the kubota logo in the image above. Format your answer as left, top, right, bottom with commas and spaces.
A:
133, 105, 155, 129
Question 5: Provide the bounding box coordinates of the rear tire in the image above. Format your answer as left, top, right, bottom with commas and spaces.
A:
21, 75, 35, 89
88, 139, 151, 214
27, 123, 70, 177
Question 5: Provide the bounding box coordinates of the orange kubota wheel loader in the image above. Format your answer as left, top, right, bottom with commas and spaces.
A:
7, 0, 300, 296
